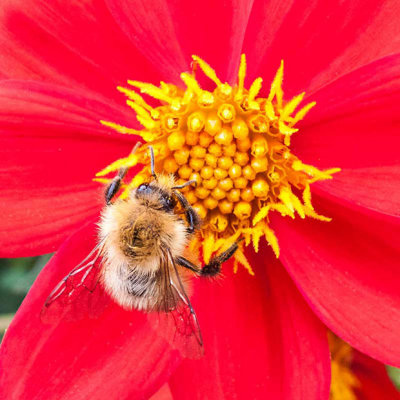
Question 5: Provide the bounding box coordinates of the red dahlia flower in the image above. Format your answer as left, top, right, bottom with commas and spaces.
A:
0, 0, 400, 399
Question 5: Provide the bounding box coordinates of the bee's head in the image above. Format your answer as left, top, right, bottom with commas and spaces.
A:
135, 181, 177, 211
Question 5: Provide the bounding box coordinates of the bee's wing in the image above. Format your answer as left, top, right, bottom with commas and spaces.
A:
41, 242, 110, 323
147, 248, 204, 359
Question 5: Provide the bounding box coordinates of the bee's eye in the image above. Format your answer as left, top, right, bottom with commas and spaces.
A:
137, 183, 149, 192
136, 183, 153, 198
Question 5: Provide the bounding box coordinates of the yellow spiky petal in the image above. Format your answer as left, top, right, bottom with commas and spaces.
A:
248, 77, 263, 109
203, 233, 216, 264
192, 55, 222, 87
235, 54, 247, 102
96, 153, 140, 177
268, 60, 284, 106
292, 101, 316, 124
281, 92, 305, 118
264, 226, 280, 258
128, 80, 174, 104
234, 249, 254, 276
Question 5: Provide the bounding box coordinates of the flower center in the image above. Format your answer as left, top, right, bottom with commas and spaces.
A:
97, 55, 339, 274
329, 333, 360, 400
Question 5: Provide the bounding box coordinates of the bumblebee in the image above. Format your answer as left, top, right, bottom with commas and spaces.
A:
44, 145, 239, 352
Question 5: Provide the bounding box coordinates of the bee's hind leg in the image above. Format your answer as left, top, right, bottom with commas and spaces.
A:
200, 241, 240, 277
175, 257, 201, 274
176, 241, 240, 277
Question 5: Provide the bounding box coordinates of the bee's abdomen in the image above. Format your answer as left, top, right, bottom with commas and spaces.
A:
102, 262, 164, 311
125, 270, 157, 298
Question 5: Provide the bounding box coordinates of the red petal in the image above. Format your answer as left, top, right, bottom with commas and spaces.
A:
352, 351, 400, 400
0, 222, 181, 400
169, 253, 330, 399
293, 55, 400, 218
0, 81, 136, 256
150, 384, 173, 400
272, 195, 400, 366
243, 0, 400, 95
296, 54, 400, 169
314, 166, 400, 219
0, 0, 162, 98
105, 0, 254, 83
166, 0, 254, 83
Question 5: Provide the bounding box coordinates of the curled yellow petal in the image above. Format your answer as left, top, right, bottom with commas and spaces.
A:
234, 249, 254, 276
292, 101, 316, 124
192, 55, 222, 86
264, 226, 280, 258
203, 233, 216, 264
268, 60, 284, 103
235, 54, 247, 101
96, 154, 139, 177
281, 92, 305, 118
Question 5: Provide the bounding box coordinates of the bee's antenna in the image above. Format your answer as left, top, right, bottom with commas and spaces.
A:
172, 180, 197, 190
149, 146, 157, 180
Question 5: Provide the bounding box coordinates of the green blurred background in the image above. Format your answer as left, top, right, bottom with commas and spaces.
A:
0, 255, 51, 340
0, 255, 399, 390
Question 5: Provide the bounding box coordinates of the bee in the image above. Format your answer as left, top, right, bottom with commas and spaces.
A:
43, 145, 240, 356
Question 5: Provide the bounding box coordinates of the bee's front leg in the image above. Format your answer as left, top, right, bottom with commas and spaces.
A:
174, 191, 201, 234
104, 142, 141, 205
105, 167, 128, 205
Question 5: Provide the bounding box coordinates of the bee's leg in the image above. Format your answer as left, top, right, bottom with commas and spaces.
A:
201, 241, 240, 277
176, 241, 240, 277
105, 142, 141, 205
175, 256, 201, 274
174, 191, 201, 234
105, 167, 128, 205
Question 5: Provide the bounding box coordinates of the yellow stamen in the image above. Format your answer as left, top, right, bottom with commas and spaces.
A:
99, 54, 339, 273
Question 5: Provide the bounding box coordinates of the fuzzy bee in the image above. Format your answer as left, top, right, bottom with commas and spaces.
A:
43, 145, 239, 356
